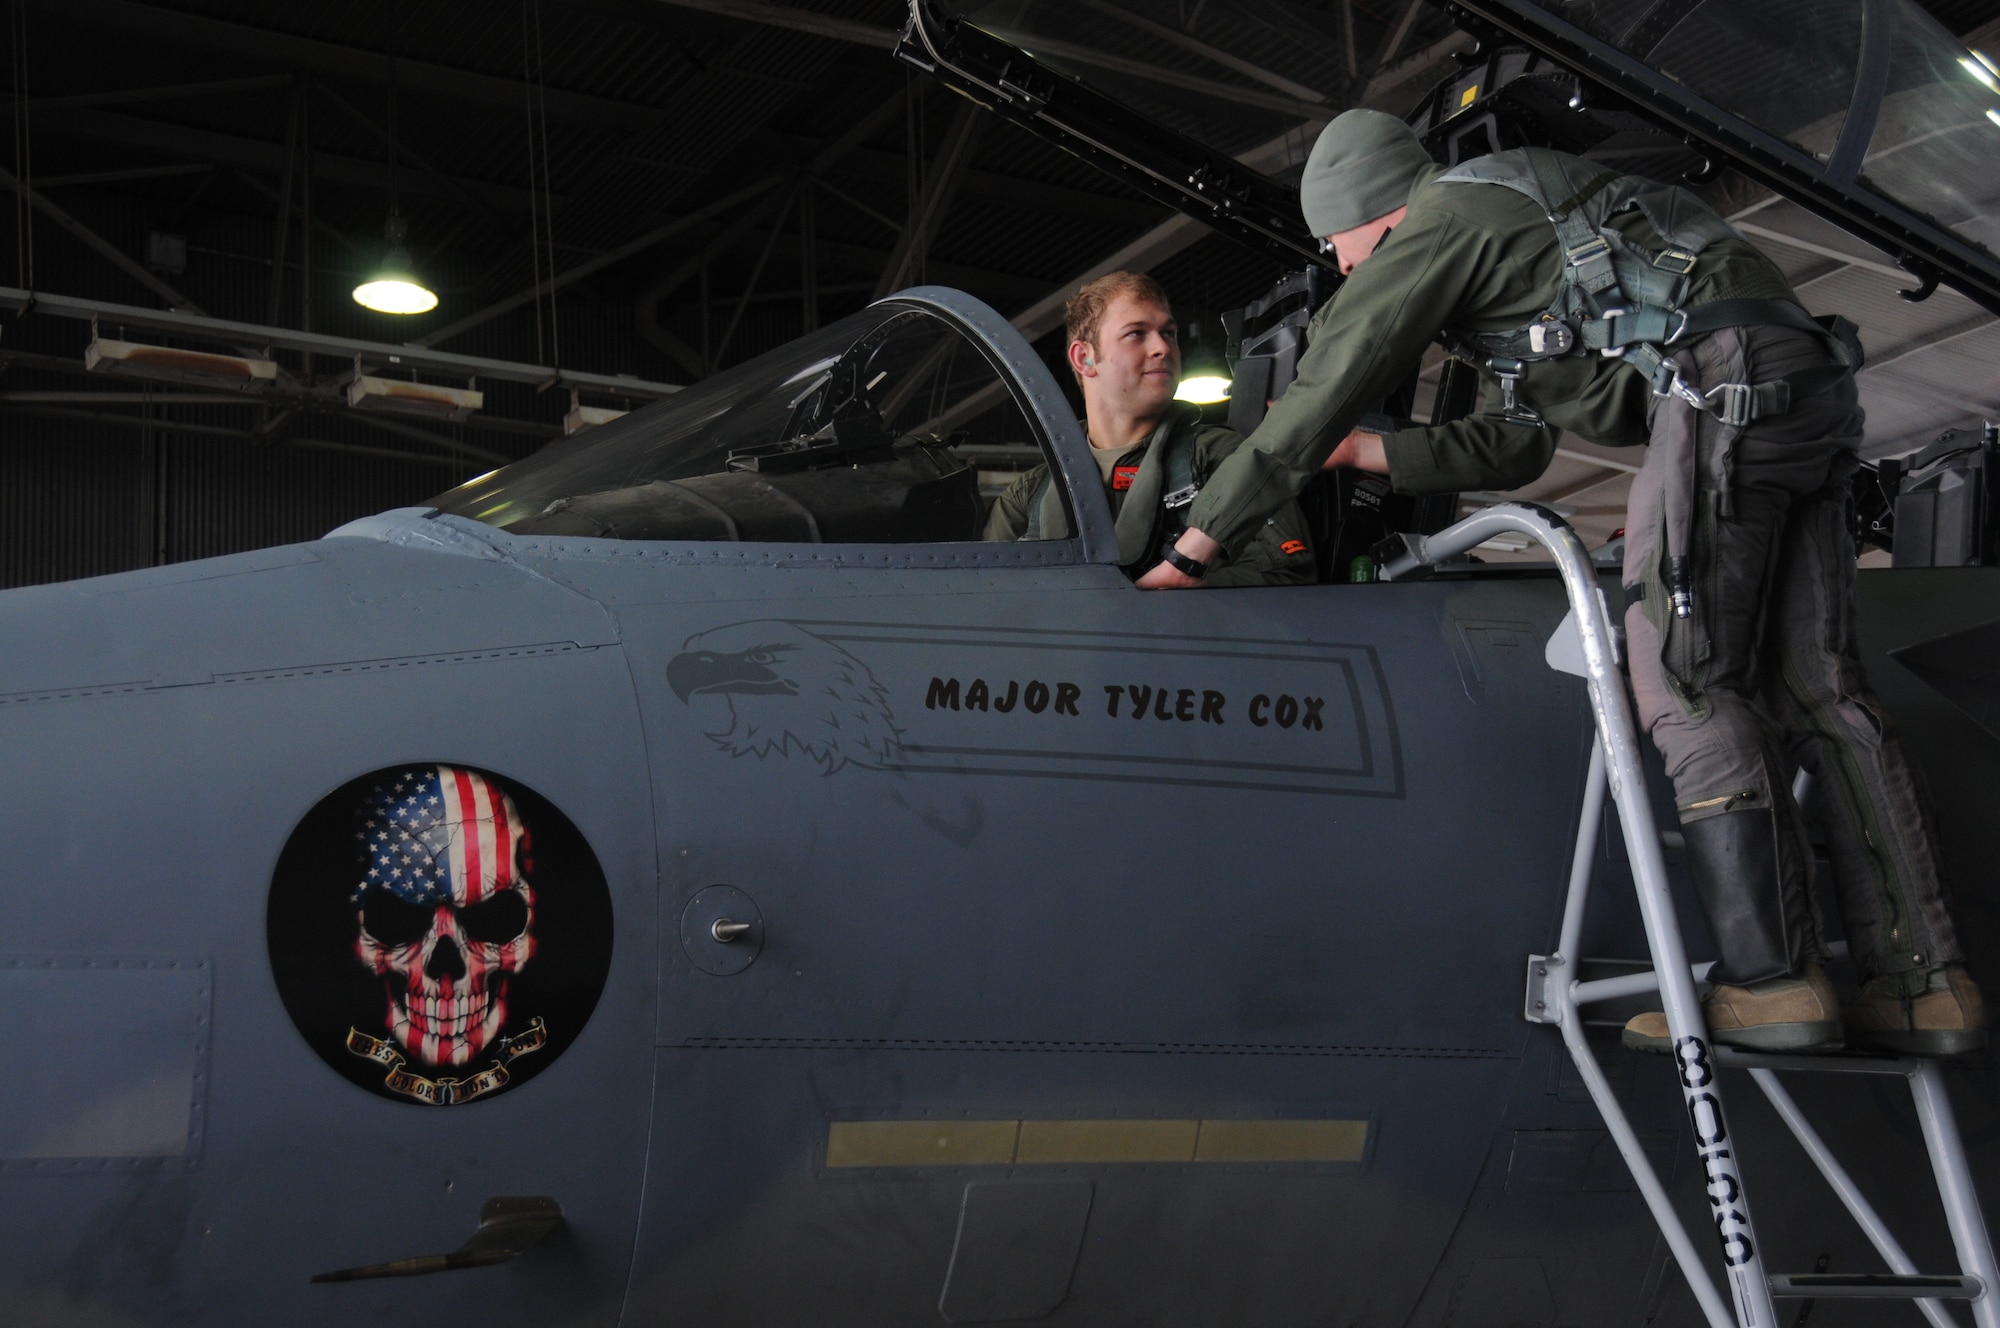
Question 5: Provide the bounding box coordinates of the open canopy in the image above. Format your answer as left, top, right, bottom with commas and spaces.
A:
1454, 0, 2000, 311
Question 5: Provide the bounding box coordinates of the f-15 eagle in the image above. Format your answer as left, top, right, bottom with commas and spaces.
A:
666, 620, 903, 774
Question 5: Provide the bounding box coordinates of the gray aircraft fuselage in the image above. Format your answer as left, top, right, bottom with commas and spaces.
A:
2, 287, 1997, 1327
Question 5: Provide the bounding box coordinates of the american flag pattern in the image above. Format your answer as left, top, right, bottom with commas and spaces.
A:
356, 765, 522, 909
352, 765, 536, 1068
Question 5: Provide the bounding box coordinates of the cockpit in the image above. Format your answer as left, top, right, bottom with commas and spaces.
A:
432, 299, 1058, 547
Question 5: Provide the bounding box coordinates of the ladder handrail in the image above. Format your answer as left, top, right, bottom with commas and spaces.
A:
1385, 503, 1778, 1328
1386, 502, 1998, 1328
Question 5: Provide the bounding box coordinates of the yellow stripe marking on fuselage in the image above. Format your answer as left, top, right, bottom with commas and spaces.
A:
825, 1118, 1367, 1167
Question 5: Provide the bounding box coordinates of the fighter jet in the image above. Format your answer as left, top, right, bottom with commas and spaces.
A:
3, 1, 2000, 1325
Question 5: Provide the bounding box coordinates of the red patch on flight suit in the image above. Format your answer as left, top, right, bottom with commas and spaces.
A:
1112, 466, 1140, 491
1280, 539, 1308, 556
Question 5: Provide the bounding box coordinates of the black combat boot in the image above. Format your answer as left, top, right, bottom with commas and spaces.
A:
1686, 806, 1803, 987
1623, 807, 1839, 1052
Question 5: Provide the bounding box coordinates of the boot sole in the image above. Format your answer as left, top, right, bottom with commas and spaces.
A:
1623, 1028, 1669, 1054
1621, 1021, 1843, 1055
1846, 1028, 1990, 1057
1710, 1020, 1843, 1052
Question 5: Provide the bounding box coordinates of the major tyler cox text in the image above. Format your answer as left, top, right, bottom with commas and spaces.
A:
924, 676, 1328, 731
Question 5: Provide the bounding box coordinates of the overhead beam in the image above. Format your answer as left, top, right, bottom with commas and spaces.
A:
754, 130, 1164, 226
650, 0, 1331, 118
309, 80, 506, 230
872, 100, 983, 300
635, 186, 792, 376
646, 0, 897, 48
1071, 0, 1330, 104
22, 73, 292, 113
689, 223, 1052, 304
35, 163, 212, 188
21, 0, 662, 129
1003, 121, 1322, 340
713, 187, 798, 365
34, 106, 549, 213
438, 90, 910, 351
982, 26, 1331, 119
233, 170, 366, 260
0, 403, 477, 468
0, 389, 259, 404
0, 161, 204, 311
415, 175, 786, 348
1358, 29, 1474, 106
0, 341, 576, 447
1372, 0, 1427, 75
811, 176, 902, 235
0, 286, 684, 399
1008, 213, 1211, 340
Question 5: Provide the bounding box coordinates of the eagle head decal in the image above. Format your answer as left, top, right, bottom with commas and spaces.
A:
666, 620, 902, 773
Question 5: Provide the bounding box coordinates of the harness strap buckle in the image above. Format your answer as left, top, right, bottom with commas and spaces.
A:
1162, 484, 1199, 510
1489, 356, 1545, 427
1565, 235, 1612, 269
1703, 381, 1755, 427
1528, 319, 1576, 355
1595, 307, 1627, 357
1653, 358, 1698, 403
1654, 248, 1698, 274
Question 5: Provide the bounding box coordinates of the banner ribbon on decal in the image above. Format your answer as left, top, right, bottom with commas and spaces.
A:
344, 1018, 549, 1106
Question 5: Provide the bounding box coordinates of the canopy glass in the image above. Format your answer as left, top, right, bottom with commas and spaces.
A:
432, 300, 1053, 545
1531, 0, 2000, 268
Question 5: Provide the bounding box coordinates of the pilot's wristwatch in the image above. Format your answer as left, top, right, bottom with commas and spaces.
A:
1158, 545, 1208, 580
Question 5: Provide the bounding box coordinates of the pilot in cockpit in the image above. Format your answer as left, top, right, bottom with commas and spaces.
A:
982, 272, 1316, 587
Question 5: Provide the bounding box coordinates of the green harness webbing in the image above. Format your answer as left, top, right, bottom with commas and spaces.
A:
1024, 418, 1201, 569
1434, 147, 1862, 428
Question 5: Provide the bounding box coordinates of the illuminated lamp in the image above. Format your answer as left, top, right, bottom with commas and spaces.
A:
1174, 327, 1233, 405
353, 215, 437, 315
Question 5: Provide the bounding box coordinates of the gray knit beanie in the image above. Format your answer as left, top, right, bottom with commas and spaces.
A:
1299, 109, 1435, 237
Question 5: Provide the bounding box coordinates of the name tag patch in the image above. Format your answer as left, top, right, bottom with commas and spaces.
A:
1112, 466, 1140, 491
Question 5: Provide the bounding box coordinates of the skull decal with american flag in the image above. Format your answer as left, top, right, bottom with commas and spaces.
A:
349, 765, 541, 1085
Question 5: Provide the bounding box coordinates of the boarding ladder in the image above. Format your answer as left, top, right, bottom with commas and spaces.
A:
1379, 503, 2000, 1328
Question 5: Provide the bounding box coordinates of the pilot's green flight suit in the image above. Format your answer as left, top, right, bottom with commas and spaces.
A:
987, 401, 1315, 587
1188, 148, 1966, 1017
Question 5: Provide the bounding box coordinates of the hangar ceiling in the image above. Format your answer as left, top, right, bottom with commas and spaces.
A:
0, 0, 1994, 582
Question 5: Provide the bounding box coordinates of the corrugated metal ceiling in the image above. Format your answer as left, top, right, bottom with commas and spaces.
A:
0, 0, 1994, 584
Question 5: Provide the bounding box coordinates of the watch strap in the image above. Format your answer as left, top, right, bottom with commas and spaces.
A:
1159, 546, 1208, 580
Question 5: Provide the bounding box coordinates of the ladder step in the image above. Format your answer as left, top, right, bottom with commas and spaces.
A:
1769, 1273, 1982, 1300
1714, 1046, 1914, 1075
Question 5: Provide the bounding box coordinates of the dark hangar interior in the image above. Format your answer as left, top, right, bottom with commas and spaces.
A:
0, 0, 1995, 584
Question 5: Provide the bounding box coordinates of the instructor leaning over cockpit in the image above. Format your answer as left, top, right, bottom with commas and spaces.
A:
1139, 108, 1986, 1058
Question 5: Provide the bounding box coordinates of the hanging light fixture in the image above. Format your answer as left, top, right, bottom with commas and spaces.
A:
1174, 320, 1233, 405
354, 214, 436, 314
354, 35, 436, 315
